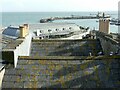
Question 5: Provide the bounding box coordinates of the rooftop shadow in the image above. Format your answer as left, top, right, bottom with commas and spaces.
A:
48, 39, 103, 56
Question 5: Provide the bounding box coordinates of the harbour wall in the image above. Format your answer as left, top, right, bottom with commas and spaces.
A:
40, 16, 110, 23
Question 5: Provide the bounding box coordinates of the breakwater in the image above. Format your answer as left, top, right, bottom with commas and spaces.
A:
40, 15, 110, 23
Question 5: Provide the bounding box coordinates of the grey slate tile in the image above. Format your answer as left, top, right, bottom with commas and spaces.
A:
2, 75, 12, 81
13, 82, 24, 88
2, 82, 15, 88
24, 81, 42, 88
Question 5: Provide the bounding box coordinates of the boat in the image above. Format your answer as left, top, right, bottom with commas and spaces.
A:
115, 23, 120, 26
110, 22, 115, 25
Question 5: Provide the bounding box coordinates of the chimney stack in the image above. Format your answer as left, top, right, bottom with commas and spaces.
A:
99, 19, 110, 34
19, 24, 29, 38
24, 24, 29, 35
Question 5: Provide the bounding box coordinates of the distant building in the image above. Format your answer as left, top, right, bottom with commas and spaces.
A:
29, 23, 82, 39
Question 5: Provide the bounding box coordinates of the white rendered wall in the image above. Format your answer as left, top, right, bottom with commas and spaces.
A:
0, 68, 5, 89
60, 29, 90, 40
14, 34, 32, 67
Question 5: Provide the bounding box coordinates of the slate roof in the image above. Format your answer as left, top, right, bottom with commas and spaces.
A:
3, 40, 23, 49
0, 35, 16, 49
2, 39, 120, 88
31, 39, 102, 56
2, 26, 20, 38
2, 57, 120, 88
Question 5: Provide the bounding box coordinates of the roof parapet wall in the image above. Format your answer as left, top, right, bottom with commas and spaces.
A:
2, 34, 32, 68
93, 30, 120, 55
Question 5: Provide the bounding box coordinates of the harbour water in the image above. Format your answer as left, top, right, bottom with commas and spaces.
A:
1, 11, 119, 33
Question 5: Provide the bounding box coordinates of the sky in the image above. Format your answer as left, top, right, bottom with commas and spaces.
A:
1, 0, 120, 12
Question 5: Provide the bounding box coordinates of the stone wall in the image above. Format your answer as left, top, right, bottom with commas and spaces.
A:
94, 31, 120, 55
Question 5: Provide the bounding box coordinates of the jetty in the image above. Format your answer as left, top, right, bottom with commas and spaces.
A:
40, 13, 110, 23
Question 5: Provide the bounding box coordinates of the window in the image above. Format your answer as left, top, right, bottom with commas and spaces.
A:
46, 36, 48, 38
48, 29, 52, 32
69, 27, 72, 29
39, 37, 42, 39
63, 28, 65, 30
55, 29, 59, 31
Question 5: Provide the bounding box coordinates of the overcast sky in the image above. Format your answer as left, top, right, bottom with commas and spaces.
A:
1, 0, 120, 12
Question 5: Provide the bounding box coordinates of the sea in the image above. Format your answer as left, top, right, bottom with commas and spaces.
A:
0, 11, 119, 33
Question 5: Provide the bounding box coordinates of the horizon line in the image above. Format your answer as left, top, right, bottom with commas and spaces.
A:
0, 10, 118, 13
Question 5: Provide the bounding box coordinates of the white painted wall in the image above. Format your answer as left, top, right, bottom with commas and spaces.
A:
0, 68, 5, 89
60, 29, 90, 40
14, 34, 32, 67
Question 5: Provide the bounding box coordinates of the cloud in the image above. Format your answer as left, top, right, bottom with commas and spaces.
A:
2, 0, 25, 12
1, 0, 119, 12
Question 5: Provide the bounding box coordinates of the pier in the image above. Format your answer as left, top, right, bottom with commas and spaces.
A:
40, 14, 110, 23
